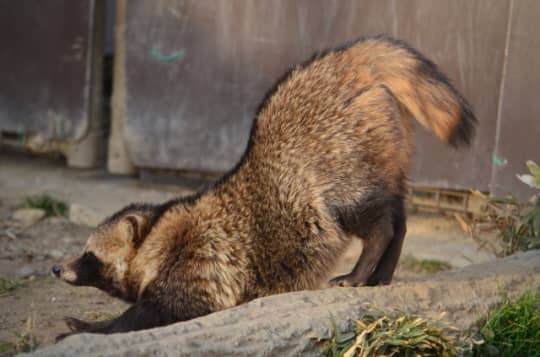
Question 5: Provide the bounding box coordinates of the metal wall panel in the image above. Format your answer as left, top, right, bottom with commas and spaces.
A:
491, 0, 540, 200
123, 0, 396, 171
119, 0, 538, 198
396, 0, 510, 190
0, 1, 97, 141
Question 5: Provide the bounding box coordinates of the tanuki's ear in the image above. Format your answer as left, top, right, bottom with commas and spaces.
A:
124, 214, 151, 247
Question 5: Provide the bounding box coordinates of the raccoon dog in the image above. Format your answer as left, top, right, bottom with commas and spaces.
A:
52, 36, 476, 338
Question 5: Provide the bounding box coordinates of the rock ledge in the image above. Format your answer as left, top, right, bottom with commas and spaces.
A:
28, 250, 540, 356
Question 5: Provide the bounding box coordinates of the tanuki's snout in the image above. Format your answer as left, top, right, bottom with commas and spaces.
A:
51, 257, 80, 284
51, 264, 62, 278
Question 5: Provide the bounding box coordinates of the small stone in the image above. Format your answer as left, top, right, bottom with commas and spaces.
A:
12, 208, 46, 226
15, 265, 35, 279
48, 249, 64, 260
69, 203, 102, 227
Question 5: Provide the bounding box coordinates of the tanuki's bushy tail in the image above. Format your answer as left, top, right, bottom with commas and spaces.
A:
349, 36, 477, 147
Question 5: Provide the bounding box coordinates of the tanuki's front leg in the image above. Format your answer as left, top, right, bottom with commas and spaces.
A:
56, 300, 171, 341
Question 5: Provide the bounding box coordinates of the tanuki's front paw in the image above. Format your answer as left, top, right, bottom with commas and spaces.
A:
64, 316, 92, 332
55, 332, 75, 342
328, 274, 366, 288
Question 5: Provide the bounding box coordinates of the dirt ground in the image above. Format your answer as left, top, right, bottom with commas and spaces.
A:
0, 199, 128, 354
0, 151, 495, 355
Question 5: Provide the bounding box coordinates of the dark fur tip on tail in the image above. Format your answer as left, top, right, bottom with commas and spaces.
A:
402, 36, 477, 148
448, 100, 477, 148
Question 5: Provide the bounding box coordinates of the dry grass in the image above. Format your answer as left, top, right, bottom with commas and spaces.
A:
324, 307, 460, 357
460, 161, 540, 257
462, 192, 540, 257
0, 314, 39, 355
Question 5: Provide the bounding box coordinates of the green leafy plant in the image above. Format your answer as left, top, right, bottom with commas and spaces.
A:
324, 308, 459, 357
22, 193, 67, 217
474, 290, 540, 357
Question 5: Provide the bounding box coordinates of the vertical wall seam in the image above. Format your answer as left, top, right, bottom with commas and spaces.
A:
489, 0, 514, 194
392, 0, 398, 37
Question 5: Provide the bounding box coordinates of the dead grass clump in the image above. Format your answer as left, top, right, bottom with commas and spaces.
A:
325, 308, 459, 357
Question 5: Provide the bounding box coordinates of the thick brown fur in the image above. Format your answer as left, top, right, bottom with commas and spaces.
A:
52, 35, 476, 338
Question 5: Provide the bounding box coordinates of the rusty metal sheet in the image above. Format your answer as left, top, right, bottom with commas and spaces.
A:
490, 0, 540, 200
396, 0, 510, 191
123, 0, 396, 171
0, 1, 96, 141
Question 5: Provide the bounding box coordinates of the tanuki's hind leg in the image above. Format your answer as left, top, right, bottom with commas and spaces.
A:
367, 199, 406, 285
329, 195, 405, 287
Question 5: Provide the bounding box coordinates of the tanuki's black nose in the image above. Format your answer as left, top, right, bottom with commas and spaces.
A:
52, 264, 62, 277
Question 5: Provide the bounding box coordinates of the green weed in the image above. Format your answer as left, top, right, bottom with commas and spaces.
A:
474, 290, 540, 356
22, 193, 67, 217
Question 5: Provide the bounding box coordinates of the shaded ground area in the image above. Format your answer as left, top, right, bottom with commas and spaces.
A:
0, 151, 495, 355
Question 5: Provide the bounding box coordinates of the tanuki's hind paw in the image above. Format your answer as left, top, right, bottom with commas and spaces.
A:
328, 274, 366, 288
